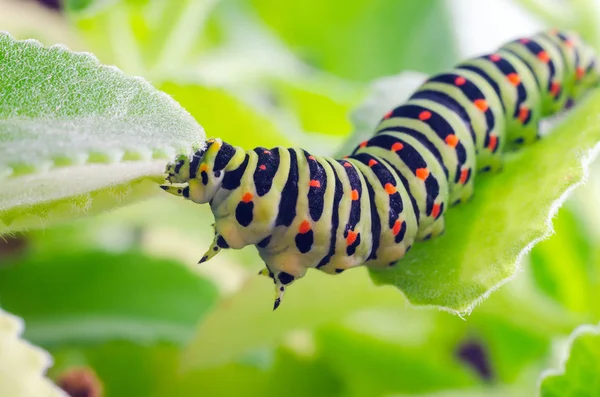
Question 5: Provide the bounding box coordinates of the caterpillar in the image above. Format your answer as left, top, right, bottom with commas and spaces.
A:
161, 29, 600, 310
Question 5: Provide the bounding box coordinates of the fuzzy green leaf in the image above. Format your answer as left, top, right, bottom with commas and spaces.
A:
0, 33, 204, 235
539, 323, 600, 397
0, 250, 217, 347
0, 309, 67, 397
352, 73, 600, 313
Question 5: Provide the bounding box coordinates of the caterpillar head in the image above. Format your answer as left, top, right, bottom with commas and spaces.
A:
165, 154, 192, 184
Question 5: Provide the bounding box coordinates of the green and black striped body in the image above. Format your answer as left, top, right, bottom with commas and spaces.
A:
162, 29, 600, 309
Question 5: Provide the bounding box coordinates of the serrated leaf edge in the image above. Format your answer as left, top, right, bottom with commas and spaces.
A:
536, 321, 600, 397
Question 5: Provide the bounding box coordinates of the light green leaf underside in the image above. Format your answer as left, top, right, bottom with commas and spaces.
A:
538, 323, 600, 397
0, 250, 218, 347
362, 75, 600, 313
0, 309, 67, 397
0, 32, 204, 233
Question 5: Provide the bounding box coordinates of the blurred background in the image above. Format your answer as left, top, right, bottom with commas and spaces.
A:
1, 0, 600, 396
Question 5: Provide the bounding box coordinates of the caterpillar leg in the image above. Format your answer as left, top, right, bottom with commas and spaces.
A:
198, 234, 229, 264
159, 185, 189, 199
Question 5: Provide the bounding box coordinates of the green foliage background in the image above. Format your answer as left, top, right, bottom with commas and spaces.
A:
2, 0, 600, 396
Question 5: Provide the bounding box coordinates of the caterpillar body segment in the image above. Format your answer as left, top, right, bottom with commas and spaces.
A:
162, 29, 600, 310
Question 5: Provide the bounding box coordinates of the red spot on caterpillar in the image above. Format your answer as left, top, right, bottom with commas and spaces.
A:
391, 142, 404, 152
343, 162, 353, 168
343, 155, 349, 159
419, 111, 432, 121
258, 164, 267, 171
550, 81, 561, 97
577, 67, 585, 80
488, 135, 498, 152
445, 134, 459, 148
431, 203, 441, 219
308, 155, 316, 160
537, 51, 550, 63
383, 110, 393, 119
455, 76, 466, 86
518, 106, 530, 123
459, 169, 469, 184
368, 159, 378, 167
520, 38, 531, 44
474, 99, 489, 112
346, 230, 358, 246
359, 141, 368, 148
392, 220, 403, 236
264, 150, 271, 154
489, 54, 501, 62
565, 39, 575, 48
298, 220, 311, 234
507, 73, 521, 86
241, 192, 253, 203
384, 183, 397, 195
416, 168, 430, 181
309, 180, 321, 188
351, 189, 359, 200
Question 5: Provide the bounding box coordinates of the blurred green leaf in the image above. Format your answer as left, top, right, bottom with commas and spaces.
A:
0, 250, 217, 347
183, 268, 407, 370
529, 205, 597, 314
160, 82, 292, 149
368, 83, 600, 313
0, 33, 204, 235
0, 309, 67, 397
316, 313, 478, 396
539, 323, 600, 397
247, 0, 457, 81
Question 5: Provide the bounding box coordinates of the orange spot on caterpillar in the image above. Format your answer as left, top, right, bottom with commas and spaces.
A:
343, 155, 349, 159
488, 135, 498, 152
383, 110, 393, 119
241, 192, 253, 203
474, 99, 489, 112
455, 76, 466, 86
520, 38, 531, 44
391, 142, 404, 152
507, 73, 521, 86
392, 220, 403, 236
419, 111, 432, 121
415, 168, 430, 181
368, 159, 378, 167
308, 155, 316, 160
351, 189, 359, 201
565, 39, 575, 48
309, 180, 321, 188
264, 150, 271, 154
298, 220, 311, 234
459, 169, 469, 184
518, 106, 530, 123
549, 28, 558, 35
489, 54, 501, 62
200, 164, 209, 172
258, 164, 267, 171
537, 51, 550, 63
384, 183, 397, 195
359, 141, 368, 148
550, 81, 561, 97
445, 134, 459, 148
431, 203, 441, 219
346, 230, 358, 246
577, 67, 585, 80
343, 162, 353, 168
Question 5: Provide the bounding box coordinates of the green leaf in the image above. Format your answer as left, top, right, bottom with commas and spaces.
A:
160, 82, 293, 149
0, 309, 67, 397
247, 0, 457, 81
364, 75, 600, 313
539, 323, 600, 397
0, 33, 204, 235
0, 250, 217, 347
